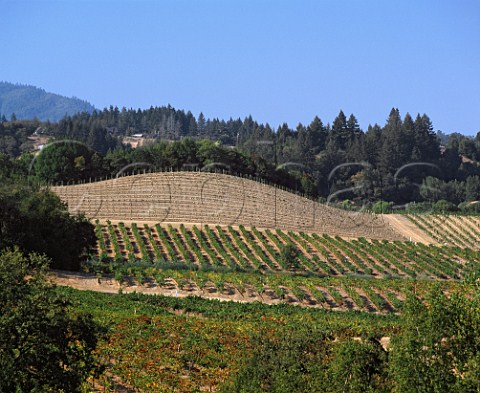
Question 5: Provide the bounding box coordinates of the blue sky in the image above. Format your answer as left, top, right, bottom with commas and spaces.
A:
2, 0, 479, 134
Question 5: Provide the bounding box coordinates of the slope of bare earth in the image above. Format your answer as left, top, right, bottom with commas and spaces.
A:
51, 172, 405, 241
382, 214, 438, 244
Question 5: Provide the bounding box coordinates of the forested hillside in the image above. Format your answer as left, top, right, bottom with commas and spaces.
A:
0, 81, 95, 121
2, 101, 480, 208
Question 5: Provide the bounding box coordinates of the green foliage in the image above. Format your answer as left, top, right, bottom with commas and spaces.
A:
220, 328, 331, 393
223, 328, 388, 393
0, 248, 103, 392
5, 95, 480, 206
372, 200, 393, 214
279, 242, 301, 270
326, 339, 389, 393
389, 285, 480, 392
342, 199, 354, 210
0, 185, 96, 270
434, 199, 458, 213
458, 201, 480, 213
420, 177, 466, 205
405, 201, 436, 214
0, 120, 43, 157
60, 286, 400, 392
58, 282, 480, 393
32, 141, 107, 183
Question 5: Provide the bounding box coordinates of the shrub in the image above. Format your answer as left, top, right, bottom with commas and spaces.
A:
433, 199, 458, 213
372, 200, 393, 214
279, 243, 301, 271
405, 201, 433, 213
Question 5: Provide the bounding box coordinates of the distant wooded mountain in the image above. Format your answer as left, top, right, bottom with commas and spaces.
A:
0, 82, 95, 121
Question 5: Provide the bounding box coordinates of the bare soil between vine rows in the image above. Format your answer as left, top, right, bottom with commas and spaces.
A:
50, 270, 352, 311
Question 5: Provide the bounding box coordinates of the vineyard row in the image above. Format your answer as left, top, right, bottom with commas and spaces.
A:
93, 221, 480, 281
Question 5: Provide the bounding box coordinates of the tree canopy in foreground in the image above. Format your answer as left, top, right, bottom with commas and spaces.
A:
0, 248, 103, 392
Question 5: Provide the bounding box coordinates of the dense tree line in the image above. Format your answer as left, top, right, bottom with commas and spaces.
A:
3, 105, 480, 206
31, 139, 309, 194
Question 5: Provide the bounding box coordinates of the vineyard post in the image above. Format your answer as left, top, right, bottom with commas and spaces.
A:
275, 183, 277, 228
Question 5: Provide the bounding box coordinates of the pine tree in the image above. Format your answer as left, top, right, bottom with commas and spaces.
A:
465, 176, 480, 201
413, 113, 440, 162
306, 116, 327, 153
346, 114, 361, 139
379, 108, 409, 174
329, 110, 348, 150
197, 112, 206, 136
363, 124, 382, 166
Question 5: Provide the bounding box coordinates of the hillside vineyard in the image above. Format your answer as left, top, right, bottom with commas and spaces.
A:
51, 172, 404, 240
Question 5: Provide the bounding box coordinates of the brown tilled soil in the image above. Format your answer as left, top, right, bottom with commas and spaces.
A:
48, 270, 372, 312
50, 268, 410, 315
383, 214, 437, 244
50, 270, 265, 304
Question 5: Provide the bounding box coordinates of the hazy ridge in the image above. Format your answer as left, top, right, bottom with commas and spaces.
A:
0, 81, 95, 121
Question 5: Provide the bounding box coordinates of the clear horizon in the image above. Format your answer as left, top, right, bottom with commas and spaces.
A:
2, 0, 479, 134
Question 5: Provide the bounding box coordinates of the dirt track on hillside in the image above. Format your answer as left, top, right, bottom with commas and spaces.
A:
383, 214, 437, 244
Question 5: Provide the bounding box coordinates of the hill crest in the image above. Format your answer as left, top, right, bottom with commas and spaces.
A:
0, 81, 95, 121
51, 171, 409, 241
